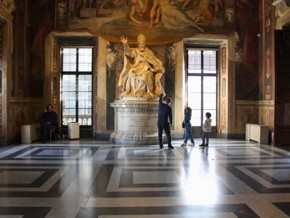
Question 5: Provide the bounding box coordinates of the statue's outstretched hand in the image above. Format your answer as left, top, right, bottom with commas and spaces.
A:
120, 36, 127, 45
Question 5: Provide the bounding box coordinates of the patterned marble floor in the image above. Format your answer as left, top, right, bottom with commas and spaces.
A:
1, 138, 290, 218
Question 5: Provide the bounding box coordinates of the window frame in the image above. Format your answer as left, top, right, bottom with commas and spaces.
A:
60, 46, 94, 128
185, 47, 218, 128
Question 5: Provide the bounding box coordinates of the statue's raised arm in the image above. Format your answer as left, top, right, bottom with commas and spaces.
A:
118, 33, 165, 98
120, 36, 127, 44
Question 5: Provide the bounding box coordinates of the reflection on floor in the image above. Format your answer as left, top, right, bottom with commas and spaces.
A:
1, 139, 290, 217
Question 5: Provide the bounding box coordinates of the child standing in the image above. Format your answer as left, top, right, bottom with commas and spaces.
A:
199, 112, 212, 148
181, 106, 195, 147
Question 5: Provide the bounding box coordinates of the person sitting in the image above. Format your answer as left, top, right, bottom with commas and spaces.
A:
40, 104, 59, 143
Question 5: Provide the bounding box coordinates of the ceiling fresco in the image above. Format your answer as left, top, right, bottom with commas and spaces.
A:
68, 0, 236, 45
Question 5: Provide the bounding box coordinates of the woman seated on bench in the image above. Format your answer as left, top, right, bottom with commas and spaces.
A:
40, 104, 59, 143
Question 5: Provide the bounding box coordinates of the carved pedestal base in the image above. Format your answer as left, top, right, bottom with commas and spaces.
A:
110, 97, 159, 145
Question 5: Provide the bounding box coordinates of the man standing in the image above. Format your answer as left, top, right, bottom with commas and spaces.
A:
157, 93, 174, 149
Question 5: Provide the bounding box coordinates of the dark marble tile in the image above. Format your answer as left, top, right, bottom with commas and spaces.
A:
273, 202, 290, 216
0, 164, 79, 197
0, 207, 51, 218
227, 162, 290, 193
76, 204, 259, 218
0, 168, 58, 187
1, 146, 98, 160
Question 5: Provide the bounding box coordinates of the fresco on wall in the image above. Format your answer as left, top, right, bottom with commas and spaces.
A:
234, 0, 259, 100
28, 0, 55, 97
24, 0, 259, 101
69, 0, 232, 45
0, 26, 2, 137
0, 0, 16, 14
68, 0, 260, 100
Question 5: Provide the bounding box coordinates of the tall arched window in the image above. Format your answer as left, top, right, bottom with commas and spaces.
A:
61, 47, 93, 131
185, 48, 218, 137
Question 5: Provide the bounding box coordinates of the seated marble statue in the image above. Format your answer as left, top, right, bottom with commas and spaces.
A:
118, 33, 164, 98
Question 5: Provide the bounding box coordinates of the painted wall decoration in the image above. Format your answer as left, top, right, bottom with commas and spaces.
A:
264, 0, 273, 100
68, 0, 235, 45
68, 0, 260, 101
0, 25, 3, 136
221, 99, 226, 131
0, 0, 15, 14
221, 46, 226, 75
28, 0, 55, 97
0, 25, 2, 95
234, 0, 259, 100
56, 0, 69, 30
104, 41, 119, 130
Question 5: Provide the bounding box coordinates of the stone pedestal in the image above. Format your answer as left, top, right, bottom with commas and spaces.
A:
110, 97, 159, 145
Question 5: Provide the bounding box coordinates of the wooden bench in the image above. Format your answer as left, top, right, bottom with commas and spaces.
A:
245, 123, 269, 144
21, 123, 40, 144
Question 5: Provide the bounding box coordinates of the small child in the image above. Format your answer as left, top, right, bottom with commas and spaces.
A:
199, 112, 212, 148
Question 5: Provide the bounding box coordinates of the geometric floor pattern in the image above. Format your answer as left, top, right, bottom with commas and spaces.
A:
1, 139, 290, 217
